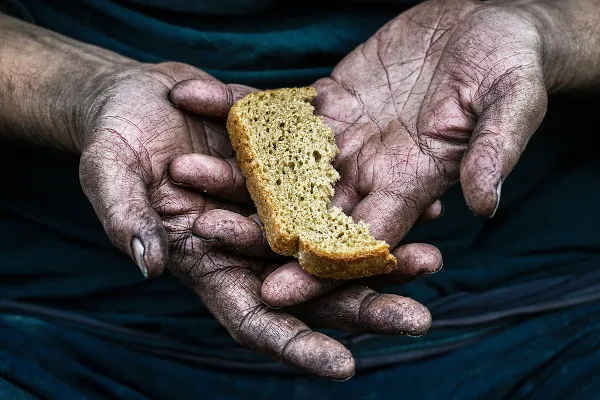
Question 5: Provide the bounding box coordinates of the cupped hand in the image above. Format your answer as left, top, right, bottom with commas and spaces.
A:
78, 61, 253, 278
258, 0, 554, 304
169, 208, 431, 380
77, 62, 430, 379
169, 76, 444, 310
316, 0, 549, 227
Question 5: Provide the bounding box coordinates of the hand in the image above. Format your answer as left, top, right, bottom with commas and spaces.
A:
261, 0, 559, 304
78, 61, 253, 278
315, 0, 549, 222
79, 62, 430, 380
170, 208, 431, 380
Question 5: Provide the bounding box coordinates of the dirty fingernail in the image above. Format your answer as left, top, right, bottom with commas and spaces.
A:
331, 371, 355, 382
424, 261, 443, 275
490, 180, 503, 218
131, 237, 148, 278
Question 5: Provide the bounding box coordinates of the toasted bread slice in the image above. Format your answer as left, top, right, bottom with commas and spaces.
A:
227, 87, 396, 279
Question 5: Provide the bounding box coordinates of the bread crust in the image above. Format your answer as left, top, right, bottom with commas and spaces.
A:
227, 87, 397, 279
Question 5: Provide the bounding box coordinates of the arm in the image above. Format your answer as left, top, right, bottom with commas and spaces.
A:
0, 12, 132, 151
519, 0, 600, 92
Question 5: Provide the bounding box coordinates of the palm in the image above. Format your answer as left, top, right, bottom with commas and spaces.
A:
313, 0, 547, 245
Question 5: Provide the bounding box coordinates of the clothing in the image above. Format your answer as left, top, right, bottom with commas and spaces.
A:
1, 1, 599, 399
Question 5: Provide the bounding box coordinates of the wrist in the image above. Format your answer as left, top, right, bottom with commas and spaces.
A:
515, 0, 600, 93
517, 2, 573, 92
0, 13, 138, 152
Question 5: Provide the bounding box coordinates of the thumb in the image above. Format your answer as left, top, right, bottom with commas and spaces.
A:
461, 74, 548, 216
79, 141, 168, 278
169, 79, 256, 119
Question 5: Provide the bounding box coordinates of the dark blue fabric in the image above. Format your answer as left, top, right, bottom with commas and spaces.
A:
14, 0, 419, 87
1, 1, 600, 398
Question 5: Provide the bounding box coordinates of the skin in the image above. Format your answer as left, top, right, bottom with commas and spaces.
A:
171, 0, 600, 306
0, 11, 441, 380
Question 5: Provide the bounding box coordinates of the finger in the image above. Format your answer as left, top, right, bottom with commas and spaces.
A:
201, 264, 353, 377
192, 209, 276, 258
416, 199, 443, 225
348, 121, 456, 247
261, 243, 442, 307
330, 180, 362, 215
258, 263, 280, 282
350, 168, 457, 247
165, 223, 355, 380
185, 117, 235, 159
351, 189, 431, 248
152, 179, 248, 217
169, 153, 251, 203
329, 123, 375, 215
391, 242, 442, 277
334, 187, 441, 227
169, 79, 256, 119
461, 74, 547, 217
366, 243, 442, 287
261, 261, 340, 308
79, 142, 167, 279
293, 285, 431, 337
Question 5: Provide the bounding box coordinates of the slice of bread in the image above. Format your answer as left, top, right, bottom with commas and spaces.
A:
227, 87, 396, 279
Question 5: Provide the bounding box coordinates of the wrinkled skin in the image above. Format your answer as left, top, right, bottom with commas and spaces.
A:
79, 62, 251, 278
172, 0, 551, 306
78, 62, 432, 380
256, 0, 552, 305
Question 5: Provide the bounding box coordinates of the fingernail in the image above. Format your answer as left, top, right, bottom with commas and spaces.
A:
424, 261, 443, 275
331, 371, 355, 382
439, 202, 444, 217
489, 180, 503, 218
131, 237, 148, 278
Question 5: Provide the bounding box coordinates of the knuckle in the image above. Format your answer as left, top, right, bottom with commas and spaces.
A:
357, 290, 380, 325
223, 160, 242, 192
278, 329, 312, 359
232, 305, 272, 348
465, 132, 501, 182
